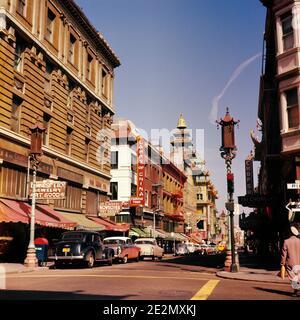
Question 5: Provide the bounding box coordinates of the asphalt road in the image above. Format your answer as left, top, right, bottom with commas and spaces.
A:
0, 254, 297, 300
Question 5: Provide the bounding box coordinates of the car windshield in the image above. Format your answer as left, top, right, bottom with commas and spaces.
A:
135, 240, 154, 245
61, 233, 84, 241
103, 239, 125, 245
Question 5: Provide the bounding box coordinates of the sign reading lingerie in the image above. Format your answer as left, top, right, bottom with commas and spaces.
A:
130, 136, 145, 206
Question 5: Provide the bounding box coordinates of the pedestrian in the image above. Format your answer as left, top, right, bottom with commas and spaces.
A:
280, 223, 300, 297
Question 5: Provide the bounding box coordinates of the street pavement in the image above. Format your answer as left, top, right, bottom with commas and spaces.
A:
0, 253, 297, 301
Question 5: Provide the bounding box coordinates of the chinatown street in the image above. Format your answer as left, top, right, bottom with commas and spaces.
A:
0, 254, 297, 301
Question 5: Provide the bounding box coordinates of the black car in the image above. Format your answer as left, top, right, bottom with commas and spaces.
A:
48, 230, 114, 268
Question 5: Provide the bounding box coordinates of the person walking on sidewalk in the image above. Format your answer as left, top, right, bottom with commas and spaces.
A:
280, 223, 300, 297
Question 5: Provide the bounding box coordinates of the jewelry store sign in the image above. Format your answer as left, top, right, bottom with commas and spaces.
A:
29, 180, 66, 200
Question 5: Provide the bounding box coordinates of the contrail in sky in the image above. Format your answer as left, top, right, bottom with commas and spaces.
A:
209, 52, 262, 124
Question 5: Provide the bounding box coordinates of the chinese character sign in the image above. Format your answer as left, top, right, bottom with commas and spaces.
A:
245, 160, 254, 195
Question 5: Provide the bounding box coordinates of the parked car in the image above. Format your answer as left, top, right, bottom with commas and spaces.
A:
134, 238, 164, 260
103, 236, 141, 263
175, 243, 189, 256
48, 231, 114, 268
186, 242, 196, 254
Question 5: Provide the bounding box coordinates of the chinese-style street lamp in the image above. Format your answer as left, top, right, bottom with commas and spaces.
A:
216, 108, 240, 273
24, 122, 45, 268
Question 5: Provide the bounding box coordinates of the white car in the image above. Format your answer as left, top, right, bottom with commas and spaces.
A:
134, 238, 164, 260
186, 242, 196, 254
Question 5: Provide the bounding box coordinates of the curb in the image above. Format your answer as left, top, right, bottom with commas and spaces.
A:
216, 271, 290, 284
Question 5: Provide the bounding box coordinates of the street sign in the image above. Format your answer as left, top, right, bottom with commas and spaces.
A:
238, 195, 276, 208
285, 201, 300, 222
29, 180, 66, 200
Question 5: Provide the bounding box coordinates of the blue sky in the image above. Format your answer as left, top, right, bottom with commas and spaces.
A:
76, 0, 266, 215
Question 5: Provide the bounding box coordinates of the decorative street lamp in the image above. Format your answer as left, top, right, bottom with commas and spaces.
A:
216, 108, 240, 273
24, 122, 45, 268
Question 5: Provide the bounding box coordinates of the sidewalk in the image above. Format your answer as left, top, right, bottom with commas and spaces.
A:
0, 263, 50, 274
216, 253, 290, 284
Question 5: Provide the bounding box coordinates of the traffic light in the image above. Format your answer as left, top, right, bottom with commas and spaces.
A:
227, 173, 234, 194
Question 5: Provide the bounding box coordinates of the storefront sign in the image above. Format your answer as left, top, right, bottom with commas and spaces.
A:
130, 136, 145, 206
0, 147, 52, 175
245, 159, 254, 195
238, 194, 276, 208
29, 180, 66, 199
99, 201, 122, 216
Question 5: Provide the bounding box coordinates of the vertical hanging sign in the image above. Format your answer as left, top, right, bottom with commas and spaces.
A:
130, 136, 145, 206
245, 159, 254, 195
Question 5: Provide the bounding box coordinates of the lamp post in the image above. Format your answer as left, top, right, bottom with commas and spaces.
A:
171, 231, 176, 255
24, 122, 45, 268
216, 108, 240, 273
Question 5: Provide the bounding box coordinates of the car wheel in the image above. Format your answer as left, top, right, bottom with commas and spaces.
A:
86, 251, 95, 268
135, 254, 140, 262
54, 261, 63, 269
152, 255, 156, 261
122, 255, 128, 264
107, 252, 113, 266
140, 256, 144, 261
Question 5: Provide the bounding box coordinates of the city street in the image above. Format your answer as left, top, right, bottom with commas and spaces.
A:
0, 255, 296, 300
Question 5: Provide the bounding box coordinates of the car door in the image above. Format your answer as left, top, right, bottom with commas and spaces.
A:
126, 238, 136, 259
93, 234, 102, 260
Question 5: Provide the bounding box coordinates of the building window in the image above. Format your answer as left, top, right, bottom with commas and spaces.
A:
11, 95, 22, 132
131, 183, 137, 197
131, 154, 137, 172
17, 0, 26, 16
197, 193, 203, 201
66, 127, 73, 156
102, 69, 108, 97
54, 183, 82, 211
14, 37, 25, 72
281, 11, 294, 51
286, 88, 299, 129
197, 220, 204, 230
110, 182, 118, 200
69, 33, 76, 65
85, 138, 90, 163
45, 61, 53, 92
43, 113, 51, 146
67, 80, 75, 110
145, 191, 149, 206
111, 151, 118, 169
86, 190, 98, 215
87, 54, 93, 81
46, 9, 55, 43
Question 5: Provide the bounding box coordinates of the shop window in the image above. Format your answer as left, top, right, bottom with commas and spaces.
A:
86, 190, 98, 215
286, 88, 299, 129
54, 183, 82, 211
281, 11, 294, 51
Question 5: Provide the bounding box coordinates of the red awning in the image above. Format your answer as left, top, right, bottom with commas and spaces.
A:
0, 201, 28, 224
36, 205, 77, 230
1, 199, 76, 229
87, 216, 129, 232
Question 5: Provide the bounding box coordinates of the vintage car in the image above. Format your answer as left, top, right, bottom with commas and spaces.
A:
175, 243, 189, 256
103, 236, 141, 263
48, 231, 114, 268
134, 238, 164, 260
186, 242, 196, 254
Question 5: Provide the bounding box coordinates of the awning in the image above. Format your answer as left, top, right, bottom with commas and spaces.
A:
0, 199, 75, 229
129, 227, 149, 237
36, 205, 76, 230
59, 212, 105, 231
144, 226, 167, 239
0, 201, 28, 224
87, 216, 129, 232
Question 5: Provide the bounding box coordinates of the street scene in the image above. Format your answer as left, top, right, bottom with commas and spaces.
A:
1, 0, 300, 315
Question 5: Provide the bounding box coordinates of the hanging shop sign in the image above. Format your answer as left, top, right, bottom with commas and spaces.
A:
245, 159, 254, 195
29, 180, 66, 199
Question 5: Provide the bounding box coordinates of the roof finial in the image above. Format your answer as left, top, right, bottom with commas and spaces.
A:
177, 113, 187, 129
